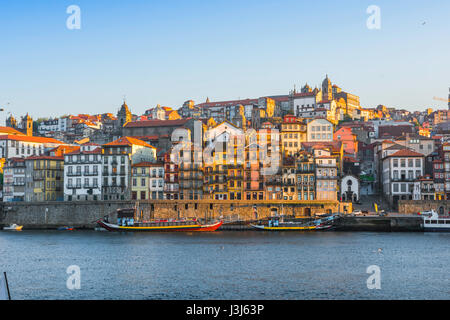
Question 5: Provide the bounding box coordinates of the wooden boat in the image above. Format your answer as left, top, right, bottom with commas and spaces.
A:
3, 224, 23, 231
98, 207, 223, 232
250, 223, 334, 231
250, 214, 339, 231
97, 219, 223, 232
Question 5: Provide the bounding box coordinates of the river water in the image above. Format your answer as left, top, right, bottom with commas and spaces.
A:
0, 230, 449, 300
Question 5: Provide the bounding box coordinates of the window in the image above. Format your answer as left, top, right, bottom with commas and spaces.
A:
415, 159, 421, 167
401, 184, 406, 192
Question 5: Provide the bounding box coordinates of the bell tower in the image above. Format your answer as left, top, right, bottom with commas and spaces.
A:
21, 113, 33, 136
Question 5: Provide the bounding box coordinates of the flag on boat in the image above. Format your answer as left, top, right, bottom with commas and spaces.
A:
0, 272, 11, 300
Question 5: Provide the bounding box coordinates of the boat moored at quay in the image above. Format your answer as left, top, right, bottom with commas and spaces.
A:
250, 214, 340, 231
420, 210, 450, 232
97, 208, 223, 232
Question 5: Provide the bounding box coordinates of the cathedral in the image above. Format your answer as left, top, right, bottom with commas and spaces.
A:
6, 113, 33, 136
292, 75, 362, 122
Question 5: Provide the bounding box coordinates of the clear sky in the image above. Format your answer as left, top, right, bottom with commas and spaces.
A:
0, 0, 449, 120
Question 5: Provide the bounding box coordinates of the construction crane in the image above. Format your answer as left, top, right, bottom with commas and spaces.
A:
433, 96, 450, 103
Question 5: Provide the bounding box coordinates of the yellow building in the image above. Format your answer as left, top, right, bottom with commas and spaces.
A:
281, 115, 306, 157
131, 162, 152, 200
25, 156, 64, 202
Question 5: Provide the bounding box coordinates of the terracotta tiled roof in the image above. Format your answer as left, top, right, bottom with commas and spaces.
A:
389, 149, 424, 157
65, 147, 101, 155
25, 155, 64, 161
124, 119, 191, 128
50, 145, 80, 156
0, 135, 64, 144
196, 99, 258, 108
0, 126, 25, 135
80, 142, 100, 146
103, 136, 156, 149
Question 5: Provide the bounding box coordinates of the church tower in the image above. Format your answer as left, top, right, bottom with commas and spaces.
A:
6, 114, 17, 128
117, 100, 132, 128
21, 113, 33, 136
322, 75, 332, 101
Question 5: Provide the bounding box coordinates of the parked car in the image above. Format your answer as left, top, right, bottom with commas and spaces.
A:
352, 210, 363, 216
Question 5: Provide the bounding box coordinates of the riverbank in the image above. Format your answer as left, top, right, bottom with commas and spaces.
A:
0, 200, 424, 232
0, 216, 424, 232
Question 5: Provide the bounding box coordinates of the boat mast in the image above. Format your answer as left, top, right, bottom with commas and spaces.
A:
4, 272, 11, 300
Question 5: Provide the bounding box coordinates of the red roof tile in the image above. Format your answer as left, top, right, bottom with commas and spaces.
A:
0, 126, 25, 135
103, 136, 156, 149
124, 119, 191, 128
0, 135, 64, 144
389, 149, 424, 157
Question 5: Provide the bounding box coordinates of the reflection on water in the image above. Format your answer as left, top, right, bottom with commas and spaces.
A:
0, 230, 449, 300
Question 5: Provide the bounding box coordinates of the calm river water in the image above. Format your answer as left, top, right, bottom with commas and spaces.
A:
0, 230, 449, 300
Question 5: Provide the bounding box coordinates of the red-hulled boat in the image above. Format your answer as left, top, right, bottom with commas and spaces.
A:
97, 207, 223, 232
96, 219, 223, 232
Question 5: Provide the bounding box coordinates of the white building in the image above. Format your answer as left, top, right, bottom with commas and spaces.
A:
149, 163, 164, 200
340, 175, 360, 202
292, 92, 319, 116
307, 118, 333, 142
3, 158, 26, 202
38, 117, 69, 134
381, 148, 424, 208
64, 143, 102, 201
0, 135, 65, 159
102, 137, 157, 201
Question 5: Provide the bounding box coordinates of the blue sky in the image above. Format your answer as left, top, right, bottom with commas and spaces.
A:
0, 0, 449, 119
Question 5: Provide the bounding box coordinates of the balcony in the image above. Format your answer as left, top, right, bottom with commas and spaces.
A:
66, 184, 81, 189
84, 184, 99, 189
67, 172, 82, 177
84, 172, 99, 176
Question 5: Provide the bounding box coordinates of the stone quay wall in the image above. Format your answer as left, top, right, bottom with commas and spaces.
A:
398, 200, 450, 215
0, 200, 347, 229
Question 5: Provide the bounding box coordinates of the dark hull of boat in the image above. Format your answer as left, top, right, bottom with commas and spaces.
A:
97, 220, 223, 232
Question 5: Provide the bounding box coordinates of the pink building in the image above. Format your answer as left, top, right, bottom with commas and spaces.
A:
334, 127, 358, 157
